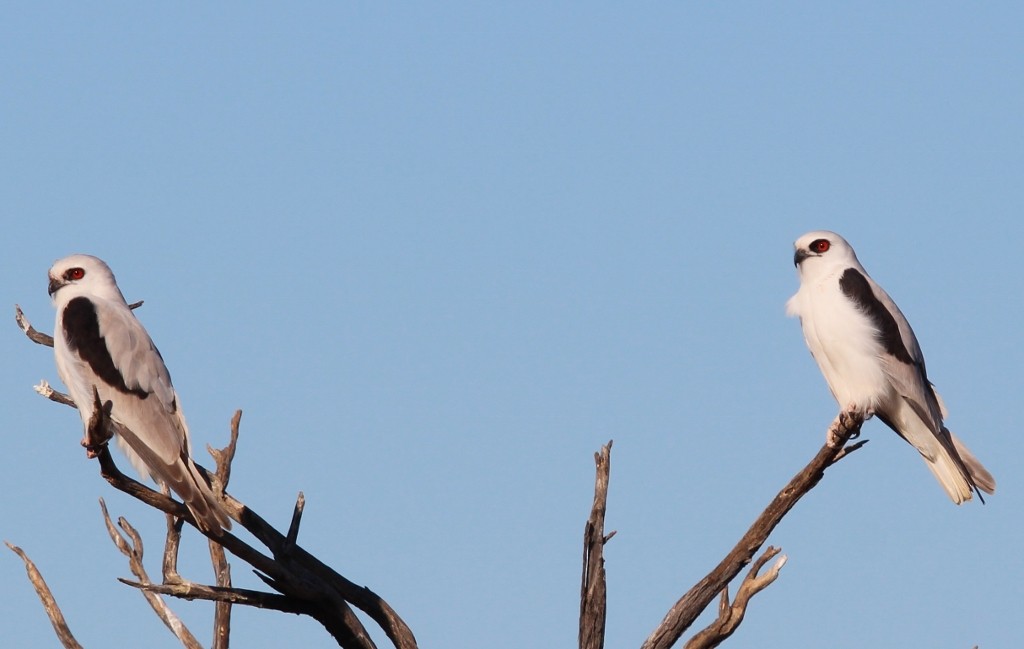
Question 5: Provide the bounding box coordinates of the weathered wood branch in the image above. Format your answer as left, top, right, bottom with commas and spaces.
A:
641, 410, 865, 649
5, 542, 84, 649
99, 499, 203, 649
683, 546, 787, 649
580, 441, 614, 649
208, 411, 241, 649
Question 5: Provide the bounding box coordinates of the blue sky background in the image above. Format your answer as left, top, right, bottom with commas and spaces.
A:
3, 4, 1022, 648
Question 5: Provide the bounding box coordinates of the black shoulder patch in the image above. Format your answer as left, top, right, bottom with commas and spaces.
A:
838, 268, 915, 365
63, 297, 149, 399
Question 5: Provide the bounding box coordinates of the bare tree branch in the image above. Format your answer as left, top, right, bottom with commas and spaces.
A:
15, 304, 55, 347
209, 411, 242, 649
5, 542, 84, 649
15, 301, 140, 349
120, 580, 309, 615
683, 546, 787, 649
580, 441, 614, 649
17, 307, 416, 649
99, 499, 203, 649
641, 410, 865, 649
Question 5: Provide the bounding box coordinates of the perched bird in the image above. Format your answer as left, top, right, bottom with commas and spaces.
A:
786, 231, 995, 504
48, 254, 231, 532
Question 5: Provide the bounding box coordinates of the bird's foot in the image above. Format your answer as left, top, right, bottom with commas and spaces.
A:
827, 405, 866, 447
83, 387, 114, 457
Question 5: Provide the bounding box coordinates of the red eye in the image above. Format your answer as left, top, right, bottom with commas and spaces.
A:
810, 239, 830, 253
65, 268, 85, 280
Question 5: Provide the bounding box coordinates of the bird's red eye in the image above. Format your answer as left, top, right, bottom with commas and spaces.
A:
65, 268, 85, 281
810, 239, 830, 253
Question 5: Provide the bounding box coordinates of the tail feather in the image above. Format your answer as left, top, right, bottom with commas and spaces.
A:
922, 451, 974, 505
949, 431, 995, 495
922, 429, 995, 505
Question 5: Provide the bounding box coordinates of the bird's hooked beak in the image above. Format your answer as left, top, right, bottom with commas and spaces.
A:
47, 276, 63, 296
793, 248, 811, 267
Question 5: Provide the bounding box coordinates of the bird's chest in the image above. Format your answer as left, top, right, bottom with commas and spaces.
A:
798, 279, 889, 404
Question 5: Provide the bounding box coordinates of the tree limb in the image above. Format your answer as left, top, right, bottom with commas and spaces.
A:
641, 409, 865, 649
5, 542, 84, 649
580, 441, 614, 649
99, 499, 203, 649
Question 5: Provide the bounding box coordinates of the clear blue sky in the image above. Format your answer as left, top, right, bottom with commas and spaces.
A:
3, 4, 1022, 648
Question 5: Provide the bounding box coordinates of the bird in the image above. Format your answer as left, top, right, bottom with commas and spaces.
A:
786, 231, 995, 504
48, 254, 232, 532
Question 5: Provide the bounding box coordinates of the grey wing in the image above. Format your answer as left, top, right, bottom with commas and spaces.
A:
867, 279, 946, 430
96, 304, 186, 462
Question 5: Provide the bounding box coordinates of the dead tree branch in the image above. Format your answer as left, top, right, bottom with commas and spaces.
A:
580, 441, 615, 649
99, 499, 203, 649
683, 546, 787, 649
641, 410, 865, 649
5, 542, 84, 649
16, 306, 417, 649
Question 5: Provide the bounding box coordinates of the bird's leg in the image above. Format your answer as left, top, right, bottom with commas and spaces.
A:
82, 387, 114, 458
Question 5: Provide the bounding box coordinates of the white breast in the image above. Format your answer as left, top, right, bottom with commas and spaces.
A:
787, 273, 891, 410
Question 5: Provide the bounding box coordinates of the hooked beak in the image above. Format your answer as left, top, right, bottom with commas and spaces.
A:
48, 276, 62, 296
793, 248, 811, 267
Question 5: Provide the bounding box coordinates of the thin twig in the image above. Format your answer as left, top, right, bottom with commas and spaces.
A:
121, 580, 309, 614
5, 542, 83, 649
14, 301, 140, 350
15, 304, 55, 347
285, 492, 306, 551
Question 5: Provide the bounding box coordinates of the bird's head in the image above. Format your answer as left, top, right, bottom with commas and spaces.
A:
48, 254, 126, 305
791, 231, 860, 278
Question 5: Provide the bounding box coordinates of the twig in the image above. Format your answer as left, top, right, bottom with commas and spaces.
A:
121, 580, 308, 614
14, 301, 141, 350
285, 492, 306, 551
580, 441, 614, 649
33, 379, 76, 407
209, 412, 240, 649
641, 409, 864, 649
5, 542, 84, 649
15, 304, 55, 347
99, 500, 202, 649
683, 546, 787, 649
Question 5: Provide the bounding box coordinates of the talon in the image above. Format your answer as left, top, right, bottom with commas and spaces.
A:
82, 439, 108, 458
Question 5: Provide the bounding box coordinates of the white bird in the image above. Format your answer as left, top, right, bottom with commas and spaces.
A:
48, 254, 231, 532
786, 231, 995, 504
